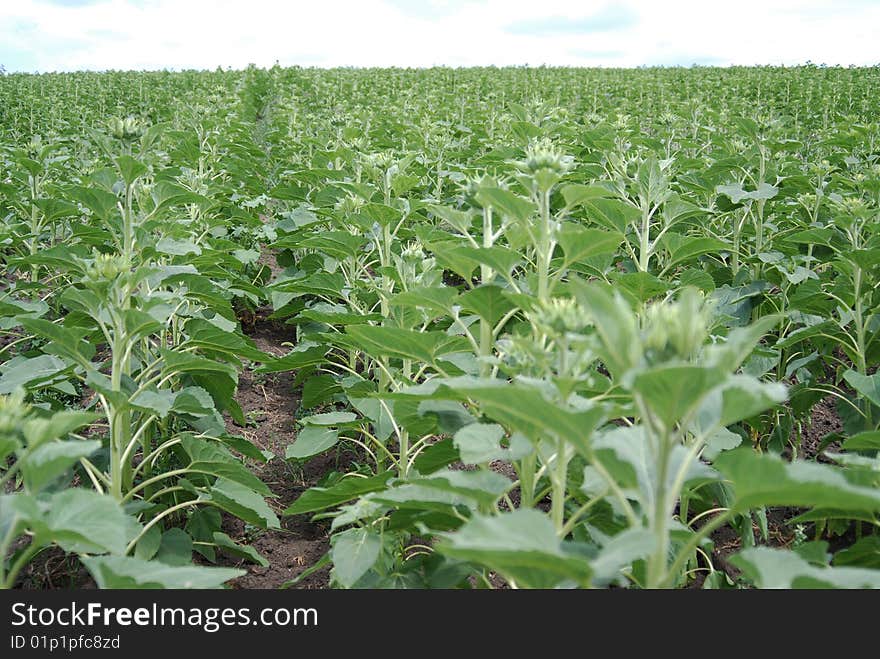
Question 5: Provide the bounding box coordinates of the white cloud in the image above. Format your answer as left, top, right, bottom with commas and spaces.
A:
1, 0, 878, 72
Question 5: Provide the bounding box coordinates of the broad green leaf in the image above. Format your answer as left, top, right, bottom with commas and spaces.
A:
21, 440, 100, 493
19, 317, 96, 365
0, 354, 70, 394
716, 450, 880, 512
557, 225, 622, 267
345, 326, 470, 366
454, 423, 532, 464
115, 155, 148, 186
561, 183, 614, 207
42, 489, 139, 555
159, 349, 237, 378
666, 236, 728, 269
844, 370, 880, 408
301, 374, 342, 409
183, 319, 268, 362
591, 528, 656, 586
582, 198, 641, 233
156, 237, 202, 256
842, 431, 880, 451
286, 426, 339, 460
391, 286, 458, 316
411, 439, 460, 474
284, 473, 394, 515
208, 478, 279, 529
474, 187, 535, 222
213, 532, 269, 567
21, 410, 99, 447
155, 528, 193, 566
82, 555, 244, 589
458, 285, 516, 325
255, 344, 329, 373
633, 365, 725, 429
570, 280, 640, 378
438, 509, 593, 588
833, 536, 880, 569
331, 527, 382, 588
300, 412, 358, 426
731, 547, 880, 589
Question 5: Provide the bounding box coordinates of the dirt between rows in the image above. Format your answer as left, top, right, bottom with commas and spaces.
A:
217, 308, 335, 589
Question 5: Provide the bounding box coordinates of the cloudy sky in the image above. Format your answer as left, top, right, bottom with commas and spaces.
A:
1, 0, 878, 72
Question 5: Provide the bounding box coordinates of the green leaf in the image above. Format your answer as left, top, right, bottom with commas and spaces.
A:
582, 198, 640, 233
731, 547, 880, 589
135, 523, 162, 561
833, 536, 880, 569
42, 489, 139, 555
19, 317, 96, 365
159, 349, 237, 379
474, 187, 536, 223
666, 236, 728, 269
22, 410, 99, 447
608, 271, 670, 304
183, 319, 268, 362
21, 439, 100, 493
255, 344, 328, 373
82, 555, 244, 589
449, 246, 523, 278
301, 374, 342, 409
156, 237, 202, 256
286, 426, 339, 460
300, 412, 358, 426
376, 469, 511, 509
458, 285, 516, 326
560, 183, 613, 207
438, 509, 593, 588
284, 473, 394, 515
433, 379, 606, 453
0, 354, 70, 394
591, 528, 656, 586
208, 478, 279, 529
115, 155, 148, 186
557, 225, 622, 267
842, 431, 880, 451
130, 389, 175, 418
331, 527, 382, 588
155, 528, 193, 566
844, 370, 880, 408
391, 287, 458, 317
453, 423, 532, 465
213, 532, 269, 567
344, 326, 470, 366
427, 204, 476, 234
632, 365, 724, 429
411, 439, 460, 474
716, 450, 880, 512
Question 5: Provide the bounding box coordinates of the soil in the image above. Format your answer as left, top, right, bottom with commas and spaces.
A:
795, 396, 843, 463
215, 303, 336, 590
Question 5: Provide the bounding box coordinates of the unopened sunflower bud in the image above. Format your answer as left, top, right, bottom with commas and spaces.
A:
84, 252, 130, 282
517, 138, 573, 193
643, 288, 710, 363
529, 297, 590, 337
110, 116, 144, 141
0, 390, 30, 434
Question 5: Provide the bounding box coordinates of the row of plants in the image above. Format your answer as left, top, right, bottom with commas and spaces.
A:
2, 65, 879, 588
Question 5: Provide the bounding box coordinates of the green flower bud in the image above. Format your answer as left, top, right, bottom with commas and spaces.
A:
642, 288, 711, 364
0, 390, 30, 435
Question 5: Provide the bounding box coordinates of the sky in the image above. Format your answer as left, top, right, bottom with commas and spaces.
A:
1, 0, 878, 72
